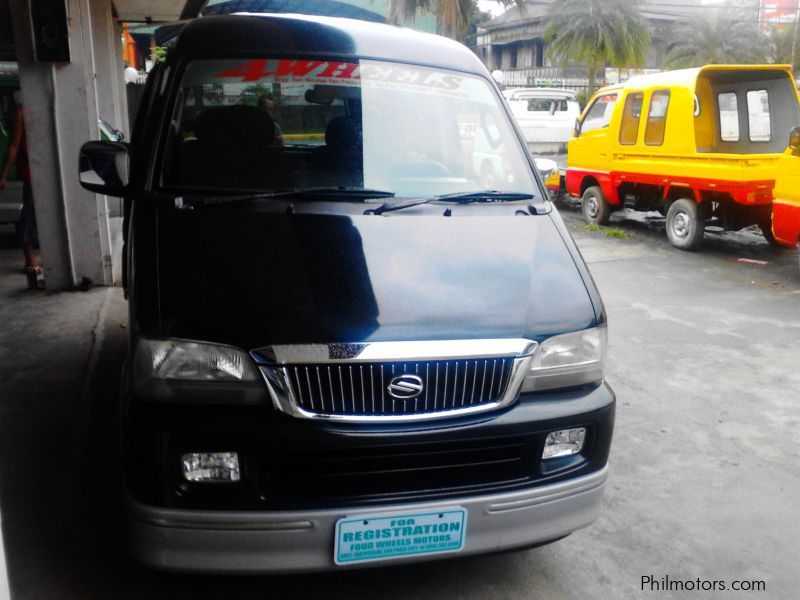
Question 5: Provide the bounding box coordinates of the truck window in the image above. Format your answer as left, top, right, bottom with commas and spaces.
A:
526, 98, 568, 112
718, 92, 739, 141
527, 98, 552, 112
619, 92, 643, 146
580, 93, 617, 134
644, 89, 670, 146
746, 89, 771, 142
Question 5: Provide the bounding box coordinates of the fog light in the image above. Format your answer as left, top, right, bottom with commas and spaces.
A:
543, 428, 586, 460
182, 452, 240, 482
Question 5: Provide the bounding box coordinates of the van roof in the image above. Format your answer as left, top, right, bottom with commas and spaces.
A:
594, 64, 794, 96
171, 13, 488, 76
505, 88, 577, 99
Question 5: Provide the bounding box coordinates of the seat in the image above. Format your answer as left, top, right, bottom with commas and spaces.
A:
179, 105, 286, 190
313, 115, 364, 187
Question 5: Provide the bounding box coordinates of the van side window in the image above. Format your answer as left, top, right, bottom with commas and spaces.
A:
644, 90, 670, 146
718, 92, 739, 141
581, 93, 618, 134
619, 92, 643, 145
746, 89, 771, 142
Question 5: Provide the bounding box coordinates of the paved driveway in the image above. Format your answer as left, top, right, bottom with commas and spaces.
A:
1, 209, 798, 599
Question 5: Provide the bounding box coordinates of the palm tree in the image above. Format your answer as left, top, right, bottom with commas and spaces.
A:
543, 0, 651, 94
387, 0, 523, 41
663, 15, 768, 69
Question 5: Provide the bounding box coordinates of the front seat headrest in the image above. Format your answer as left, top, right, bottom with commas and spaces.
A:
325, 116, 362, 153
195, 105, 277, 146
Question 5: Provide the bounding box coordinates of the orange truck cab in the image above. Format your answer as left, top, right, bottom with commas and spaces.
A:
565, 65, 800, 250
772, 126, 800, 267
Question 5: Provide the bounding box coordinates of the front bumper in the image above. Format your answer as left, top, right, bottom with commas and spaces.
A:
128, 464, 608, 574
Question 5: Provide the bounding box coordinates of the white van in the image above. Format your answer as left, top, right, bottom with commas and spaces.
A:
504, 88, 581, 154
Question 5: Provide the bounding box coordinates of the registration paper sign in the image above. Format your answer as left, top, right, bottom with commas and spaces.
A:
334, 508, 467, 565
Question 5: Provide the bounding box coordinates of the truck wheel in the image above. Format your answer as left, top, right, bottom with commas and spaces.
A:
581, 186, 611, 225
666, 198, 704, 250
758, 221, 782, 246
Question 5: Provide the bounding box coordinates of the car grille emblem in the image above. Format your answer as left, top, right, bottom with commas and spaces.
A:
387, 374, 424, 399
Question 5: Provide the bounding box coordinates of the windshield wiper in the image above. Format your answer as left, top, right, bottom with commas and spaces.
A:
368, 190, 535, 215
185, 187, 395, 205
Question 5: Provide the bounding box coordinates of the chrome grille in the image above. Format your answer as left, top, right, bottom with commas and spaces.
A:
284, 358, 516, 417
253, 339, 537, 422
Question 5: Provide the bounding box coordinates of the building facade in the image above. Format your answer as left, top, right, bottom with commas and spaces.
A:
474, 0, 762, 92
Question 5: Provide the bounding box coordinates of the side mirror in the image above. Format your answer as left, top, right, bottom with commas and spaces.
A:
790, 126, 800, 154
573, 118, 581, 137
79, 141, 130, 196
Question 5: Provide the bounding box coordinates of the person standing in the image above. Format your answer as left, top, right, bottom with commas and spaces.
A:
0, 95, 41, 287
257, 94, 284, 145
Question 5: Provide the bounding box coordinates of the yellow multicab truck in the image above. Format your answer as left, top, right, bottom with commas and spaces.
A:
564, 65, 800, 250
772, 128, 800, 268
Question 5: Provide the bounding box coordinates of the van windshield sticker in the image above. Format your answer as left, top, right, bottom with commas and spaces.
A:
213, 59, 466, 96
215, 59, 361, 83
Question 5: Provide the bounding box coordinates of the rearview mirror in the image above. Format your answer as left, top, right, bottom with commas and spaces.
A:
789, 126, 800, 154
79, 141, 130, 196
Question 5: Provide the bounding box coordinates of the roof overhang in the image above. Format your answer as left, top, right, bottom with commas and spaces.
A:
113, 0, 205, 22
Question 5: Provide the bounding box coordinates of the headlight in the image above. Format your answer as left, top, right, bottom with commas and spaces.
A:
134, 338, 260, 383
521, 327, 606, 392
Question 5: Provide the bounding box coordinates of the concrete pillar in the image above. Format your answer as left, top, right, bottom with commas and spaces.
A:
7, 0, 127, 290
86, 0, 129, 285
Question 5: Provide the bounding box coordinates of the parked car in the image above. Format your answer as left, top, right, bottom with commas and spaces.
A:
563, 66, 800, 249
503, 88, 581, 154
78, 13, 614, 574
771, 126, 800, 269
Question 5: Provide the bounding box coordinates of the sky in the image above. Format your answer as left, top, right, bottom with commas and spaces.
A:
477, 0, 507, 17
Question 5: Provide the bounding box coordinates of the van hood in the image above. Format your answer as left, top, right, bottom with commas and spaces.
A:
155, 207, 597, 350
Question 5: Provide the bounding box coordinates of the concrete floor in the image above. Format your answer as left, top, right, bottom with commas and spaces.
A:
0, 209, 798, 599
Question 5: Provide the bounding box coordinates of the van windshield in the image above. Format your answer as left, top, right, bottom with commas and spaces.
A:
160, 58, 537, 200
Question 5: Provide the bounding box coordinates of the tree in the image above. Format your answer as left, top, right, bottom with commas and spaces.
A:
765, 23, 799, 72
464, 3, 493, 48
543, 0, 650, 94
663, 14, 768, 69
387, 0, 522, 42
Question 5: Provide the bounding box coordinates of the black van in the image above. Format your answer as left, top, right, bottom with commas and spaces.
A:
78, 14, 614, 573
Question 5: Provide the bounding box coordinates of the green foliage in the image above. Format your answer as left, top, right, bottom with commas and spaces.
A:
584, 223, 628, 238
152, 46, 168, 63
543, 0, 650, 93
242, 84, 272, 102
604, 227, 627, 238
464, 3, 493, 47
765, 24, 800, 71
387, 0, 523, 41
663, 14, 768, 68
